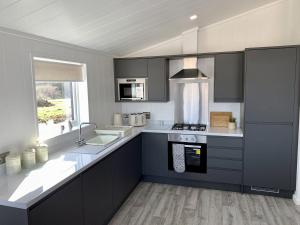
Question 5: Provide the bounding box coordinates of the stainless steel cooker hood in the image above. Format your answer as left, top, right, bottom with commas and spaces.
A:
169, 57, 208, 80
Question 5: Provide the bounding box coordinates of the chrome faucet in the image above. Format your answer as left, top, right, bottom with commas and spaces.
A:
77, 122, 97, 146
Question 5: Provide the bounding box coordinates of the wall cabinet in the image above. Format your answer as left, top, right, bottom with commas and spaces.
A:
214, 52, 244, 102
114, 58, 169, 102
142, 133, 168, 177
82, 155, 114, 225
148, 58, 169, 102
114, 58, 148, 78
244, 47, 299, 194
29, 177, 84, 225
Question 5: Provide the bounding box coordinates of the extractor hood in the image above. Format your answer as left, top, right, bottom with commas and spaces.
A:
169, 57, 208, 80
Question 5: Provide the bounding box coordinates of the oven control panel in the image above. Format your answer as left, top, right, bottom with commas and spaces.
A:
168, 133, 207, 143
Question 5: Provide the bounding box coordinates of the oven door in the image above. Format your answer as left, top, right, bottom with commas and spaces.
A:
184, 144, 207, 173
117, 78, 148, 101
168, 141, 207, 173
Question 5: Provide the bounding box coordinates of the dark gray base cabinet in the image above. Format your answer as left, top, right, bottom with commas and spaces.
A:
142, 133, 169, 177
113, 135, 142, 210
142, 133, 244, 191
82, 155, 114, 225
2, 135, 142, 225
29, 177, 84, 225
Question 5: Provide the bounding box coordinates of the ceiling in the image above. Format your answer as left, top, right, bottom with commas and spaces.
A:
0, 0, 277, 56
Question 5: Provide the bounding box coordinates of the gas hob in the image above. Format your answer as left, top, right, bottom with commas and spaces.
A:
171, 123, 207, 131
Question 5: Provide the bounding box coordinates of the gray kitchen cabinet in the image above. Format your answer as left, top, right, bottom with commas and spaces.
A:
82, 155, 114, 225
244, 47, 297, 123
142, 133, 169, 177
29, 176, 84, 225
244, 124, 293, 190
244, 46, 300, 196
113, 135, 142, 210
214, 52, 244, 102
168, 136, 243, 186
114, 58, 148, 78
148, 58, 169, 102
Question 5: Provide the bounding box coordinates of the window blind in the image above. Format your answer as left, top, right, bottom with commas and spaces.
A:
34, 60, 85, 82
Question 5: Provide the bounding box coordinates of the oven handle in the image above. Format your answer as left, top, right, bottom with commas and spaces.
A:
120, 97, 144, 100
184, 145, 202, 148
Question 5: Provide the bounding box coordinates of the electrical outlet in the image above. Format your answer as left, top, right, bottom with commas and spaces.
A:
0, 152, 9, 164
143, 112, 151, 119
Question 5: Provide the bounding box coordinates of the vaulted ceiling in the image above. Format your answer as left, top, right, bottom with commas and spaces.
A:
0, 0, 277, 56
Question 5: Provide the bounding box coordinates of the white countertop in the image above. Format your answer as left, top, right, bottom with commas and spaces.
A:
144, 124, 243, 137
0, 126, 243, 209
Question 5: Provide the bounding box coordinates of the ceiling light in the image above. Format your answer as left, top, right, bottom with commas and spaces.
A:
190, 15, 198, 20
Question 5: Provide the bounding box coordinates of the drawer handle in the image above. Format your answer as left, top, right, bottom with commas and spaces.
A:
251, 186, 279, 194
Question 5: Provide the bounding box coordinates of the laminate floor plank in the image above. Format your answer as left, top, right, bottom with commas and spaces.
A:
109, 182, 300, 225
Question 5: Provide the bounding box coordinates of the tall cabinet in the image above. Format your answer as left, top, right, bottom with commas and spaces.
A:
243, 47, 300, 196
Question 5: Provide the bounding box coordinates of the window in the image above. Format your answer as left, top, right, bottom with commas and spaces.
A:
33, 58, 89, 140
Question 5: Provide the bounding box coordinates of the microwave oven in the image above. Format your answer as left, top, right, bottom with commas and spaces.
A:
117, 78, 148, 101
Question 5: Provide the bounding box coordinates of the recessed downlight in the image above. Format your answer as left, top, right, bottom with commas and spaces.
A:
190, 14, 198, 20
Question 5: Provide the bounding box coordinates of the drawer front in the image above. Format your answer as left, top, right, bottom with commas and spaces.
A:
208, 136, 243, 148
208, 148, 242, 160
208, 158, 242, 171
167, 169, 242, 185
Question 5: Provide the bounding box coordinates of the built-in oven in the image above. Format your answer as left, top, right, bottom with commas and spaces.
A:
168, 134, 207, 173
117, 78, 148, 101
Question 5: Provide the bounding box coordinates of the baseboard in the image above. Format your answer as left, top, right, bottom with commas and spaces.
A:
142, 175, 242, 192
293, 194, 300, 205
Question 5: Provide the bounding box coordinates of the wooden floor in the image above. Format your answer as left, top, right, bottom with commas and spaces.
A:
109, 182, 300, 225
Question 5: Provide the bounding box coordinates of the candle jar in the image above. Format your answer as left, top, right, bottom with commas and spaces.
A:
5, 154, 21, 175
22, 149, 36, 169
36, 144, 48, 163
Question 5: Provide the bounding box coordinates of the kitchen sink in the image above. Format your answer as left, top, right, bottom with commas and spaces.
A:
70, 134, 121, 155
86, 134, 120, 146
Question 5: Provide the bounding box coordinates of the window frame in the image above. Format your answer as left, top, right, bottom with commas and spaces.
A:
31, 56, 89, 141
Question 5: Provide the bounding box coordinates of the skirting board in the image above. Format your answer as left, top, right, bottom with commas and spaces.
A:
293, 194, 300, 205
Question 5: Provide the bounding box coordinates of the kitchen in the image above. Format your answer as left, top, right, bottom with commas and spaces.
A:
0, 0, 300, 225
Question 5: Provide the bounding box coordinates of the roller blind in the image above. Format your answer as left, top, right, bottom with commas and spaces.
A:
34, 60, 84, 82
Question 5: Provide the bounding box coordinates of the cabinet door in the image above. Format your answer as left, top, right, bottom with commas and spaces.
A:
244, 124, 293, 190
29, 177, 83, 225
112, 135, 142, 210
114, 59, 148, 78
142, 133, 168, 177
245, 47, 297, 123
82, 155, 114, 225
214, 53, 244, 102
148, 58, 169, 101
